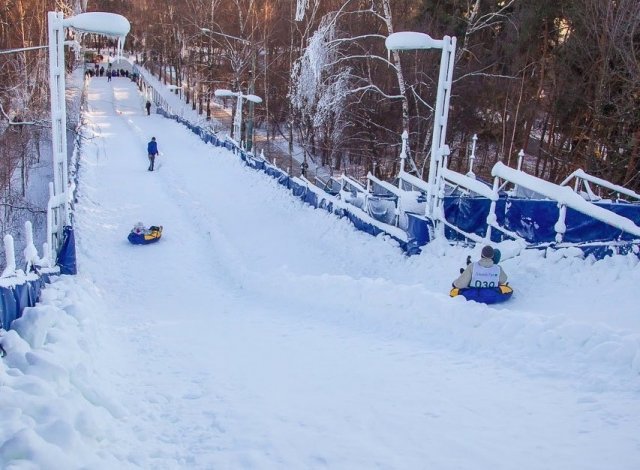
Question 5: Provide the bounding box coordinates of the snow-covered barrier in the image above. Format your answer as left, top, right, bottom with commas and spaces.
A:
154, 106, 416, 254
401, 163, 640, 259
0, 273, 50, 332
0, 222, 56, 332
153, 99, 640, 260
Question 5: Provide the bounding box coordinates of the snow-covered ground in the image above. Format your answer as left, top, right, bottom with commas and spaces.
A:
1, 75, 639, 469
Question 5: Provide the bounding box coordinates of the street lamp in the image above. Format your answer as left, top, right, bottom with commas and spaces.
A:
214, 89, 262, 145
200, 28, 259, 150
47, 11, 129, 261
385, 31, 456, 226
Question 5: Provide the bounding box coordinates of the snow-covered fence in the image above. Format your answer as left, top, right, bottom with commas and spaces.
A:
0, 221, 54, 331
365, 173, 426, 230
153, 104, 415, 253
491, 162, 640, 244
391, 148, 640, 258
146, 62, 640, 261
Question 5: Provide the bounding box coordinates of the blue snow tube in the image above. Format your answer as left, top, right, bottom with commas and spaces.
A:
449, 285, 513, 304
128, 226, 163, 245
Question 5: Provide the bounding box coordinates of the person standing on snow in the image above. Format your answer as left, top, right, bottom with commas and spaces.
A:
453, 245, 507, 289
145, 100, 151, 116
147, 137, 159, 171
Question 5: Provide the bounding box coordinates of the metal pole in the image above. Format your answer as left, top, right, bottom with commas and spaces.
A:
233, 94, 243, 142
398, 130, 408, 185
468, 133, 477, 177
48, 11, 69, 253
246, 52, 256, 152
426, 36, 456, 220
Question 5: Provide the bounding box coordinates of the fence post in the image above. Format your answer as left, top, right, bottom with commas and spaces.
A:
555, 204, 567, 243
467, 134, 477, 178
24, 221, 39, 272
485, 175, 501, 243
1, 235, 16, 278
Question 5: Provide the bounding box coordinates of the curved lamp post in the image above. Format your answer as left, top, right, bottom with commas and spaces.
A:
202, 29, 260, 151
47, 11, 129, 261
214, 89, 262, 146
385, 31, 456, 227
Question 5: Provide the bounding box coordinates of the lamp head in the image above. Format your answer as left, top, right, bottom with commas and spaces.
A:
245, 94, 263, 104
214, 89, 236, 98
385, 32, 442, 51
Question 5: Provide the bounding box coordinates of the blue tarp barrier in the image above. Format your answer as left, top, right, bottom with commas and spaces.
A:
291, 180, 307, 199
346, 210, 385, 237
366, 196, 397, 225
0, 286, 18, 330
443, 197, 494, 241
406, 213, 432, 247
443, 196, 640, 245
56, 225, 77, 275
14, 283, 31, 313
303, 189, 318, 208
0, 275, 51, 330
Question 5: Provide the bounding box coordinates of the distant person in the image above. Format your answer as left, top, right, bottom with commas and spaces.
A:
99, 66, 104, 77
132, 222, 148, 235
106, 70, 112, 82
145, 100, 152, 116
453, 245, 507, 289
147, 137, 159, 171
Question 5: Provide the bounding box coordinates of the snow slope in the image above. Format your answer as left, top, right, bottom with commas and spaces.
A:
1, 75, 639, 469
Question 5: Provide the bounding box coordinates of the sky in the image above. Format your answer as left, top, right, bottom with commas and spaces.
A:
0, 67, 639, 469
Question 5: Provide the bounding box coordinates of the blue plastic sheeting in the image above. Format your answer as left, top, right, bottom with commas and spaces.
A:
303, 189, 318, 207
502, 199, 640, 243
442, 196, 640, 245
56, 225, 77, 275
366, 196, 397, 225
0, 287, 18, 330
443, 197, 495, 241
291, 180, 308, 199
0, 275, 49, 330
346, 210, 385, 237
406, 212, 432, 247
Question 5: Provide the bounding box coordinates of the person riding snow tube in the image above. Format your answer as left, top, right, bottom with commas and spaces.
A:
451, 245, 512, 304
127, 222, 163, 245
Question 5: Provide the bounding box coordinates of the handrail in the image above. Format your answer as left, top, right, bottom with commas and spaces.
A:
560, 169, 640, 202
440, 168, 497, 200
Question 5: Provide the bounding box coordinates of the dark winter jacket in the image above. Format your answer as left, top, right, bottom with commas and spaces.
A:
147, 140, 158, 155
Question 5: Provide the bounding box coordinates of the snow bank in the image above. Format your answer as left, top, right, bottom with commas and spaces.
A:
0, 276, 133, 468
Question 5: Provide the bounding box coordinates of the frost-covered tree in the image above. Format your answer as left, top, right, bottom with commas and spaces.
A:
290, 16, 351, 167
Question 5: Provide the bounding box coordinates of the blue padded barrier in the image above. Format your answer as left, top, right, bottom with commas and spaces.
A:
406, 212, 432, 247
0, 287, 18, 330
56, 226, 77, 275
14, 283, 31, 314
0, 275, 51, 330
291, 180, 308, 199
303, 189, 318, 208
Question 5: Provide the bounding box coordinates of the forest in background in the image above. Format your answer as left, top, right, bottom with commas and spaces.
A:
1, 0, 639, 231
